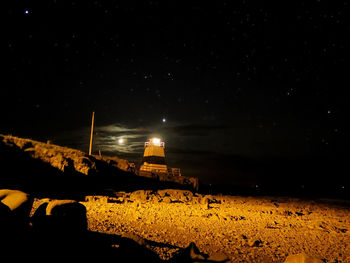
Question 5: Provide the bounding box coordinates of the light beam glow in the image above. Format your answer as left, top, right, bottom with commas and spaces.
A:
152, 138, 161, 146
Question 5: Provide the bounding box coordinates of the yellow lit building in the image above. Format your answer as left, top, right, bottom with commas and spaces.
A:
139, 138, 181, 176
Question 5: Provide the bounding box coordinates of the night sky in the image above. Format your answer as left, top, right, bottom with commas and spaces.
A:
3, 1, 349, 187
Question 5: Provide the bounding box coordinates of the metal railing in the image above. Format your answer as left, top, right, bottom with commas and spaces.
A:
168, 167, 181, 177
139, 165, 181, 177
145, 141, 165, 147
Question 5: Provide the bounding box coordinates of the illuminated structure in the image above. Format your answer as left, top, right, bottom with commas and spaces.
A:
139, 138, 181, 176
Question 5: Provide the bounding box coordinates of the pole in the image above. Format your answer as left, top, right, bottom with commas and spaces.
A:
89, 111, 95, 155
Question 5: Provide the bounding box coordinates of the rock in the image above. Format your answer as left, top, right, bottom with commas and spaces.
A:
0, 189, 30, 211
284, 253, 324, 263
170, 242, 230, 262
200, 196, 210, 205
85, 196, 108, 203
249, 239, 264, 247
162, 196, 171, 203
107, 197, 124, 204
130, 190, 152, 203
157, 189, 193, 202
32, 199, 87, 232
207, 252, 230, 262
45, 199, 77, 215
170, 242, 206, 262
284, 210, 293, 216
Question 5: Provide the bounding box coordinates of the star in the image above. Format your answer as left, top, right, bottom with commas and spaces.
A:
24, 10, 29, 14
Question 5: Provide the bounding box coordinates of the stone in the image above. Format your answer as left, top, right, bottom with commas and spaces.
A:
249, 239, 264, 247
207, 252, 230, 262
170, 242, 230, 262
32, 199, 87, 233
284, 253, 323, 263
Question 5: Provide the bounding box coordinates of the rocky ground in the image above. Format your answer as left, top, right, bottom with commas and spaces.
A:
32, 189, 350, 262
2, 134, 349, 261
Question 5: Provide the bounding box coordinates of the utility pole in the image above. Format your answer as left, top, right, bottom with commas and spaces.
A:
89, 111, 95, 155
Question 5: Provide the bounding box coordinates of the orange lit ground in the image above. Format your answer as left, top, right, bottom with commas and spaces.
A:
33, 190, 350, 262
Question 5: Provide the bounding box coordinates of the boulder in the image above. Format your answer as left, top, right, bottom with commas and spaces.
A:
158, 189, 193, 202
130, 190, 152, 202
32, 199, 87, 232
170, 242, 229, 262
284, 253, 323, 263
249, 239, 264, 247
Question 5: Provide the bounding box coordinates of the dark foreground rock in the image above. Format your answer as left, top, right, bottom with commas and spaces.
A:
284, 253, 324, 263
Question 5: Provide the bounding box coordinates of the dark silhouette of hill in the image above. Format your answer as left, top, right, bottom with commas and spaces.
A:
0, 134, 197, 199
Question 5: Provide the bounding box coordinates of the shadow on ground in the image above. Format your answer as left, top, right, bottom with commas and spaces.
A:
1, 200, 228, 262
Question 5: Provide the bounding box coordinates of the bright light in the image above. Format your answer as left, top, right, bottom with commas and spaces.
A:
162, 118, 166, 123
152, 138, 161, 145
118, 138, 124, 145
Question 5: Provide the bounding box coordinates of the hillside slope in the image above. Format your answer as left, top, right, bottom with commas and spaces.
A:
0, 134, 197, 197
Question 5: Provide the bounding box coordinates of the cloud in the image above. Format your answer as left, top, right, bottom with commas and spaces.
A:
93, 124, 148, 154
95, 124, 149, 137
90, 122, 236, 156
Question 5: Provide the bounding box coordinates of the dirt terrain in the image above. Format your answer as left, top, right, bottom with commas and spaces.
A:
32, 189, 350, 262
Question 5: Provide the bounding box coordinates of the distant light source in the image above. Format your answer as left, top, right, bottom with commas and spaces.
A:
152, 138, 161, 146
118, 138, 124, 145
162, 118, 166, 123
24, 10, 29, 14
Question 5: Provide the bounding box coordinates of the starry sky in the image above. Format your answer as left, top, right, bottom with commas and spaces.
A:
3, 1, 349, 187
